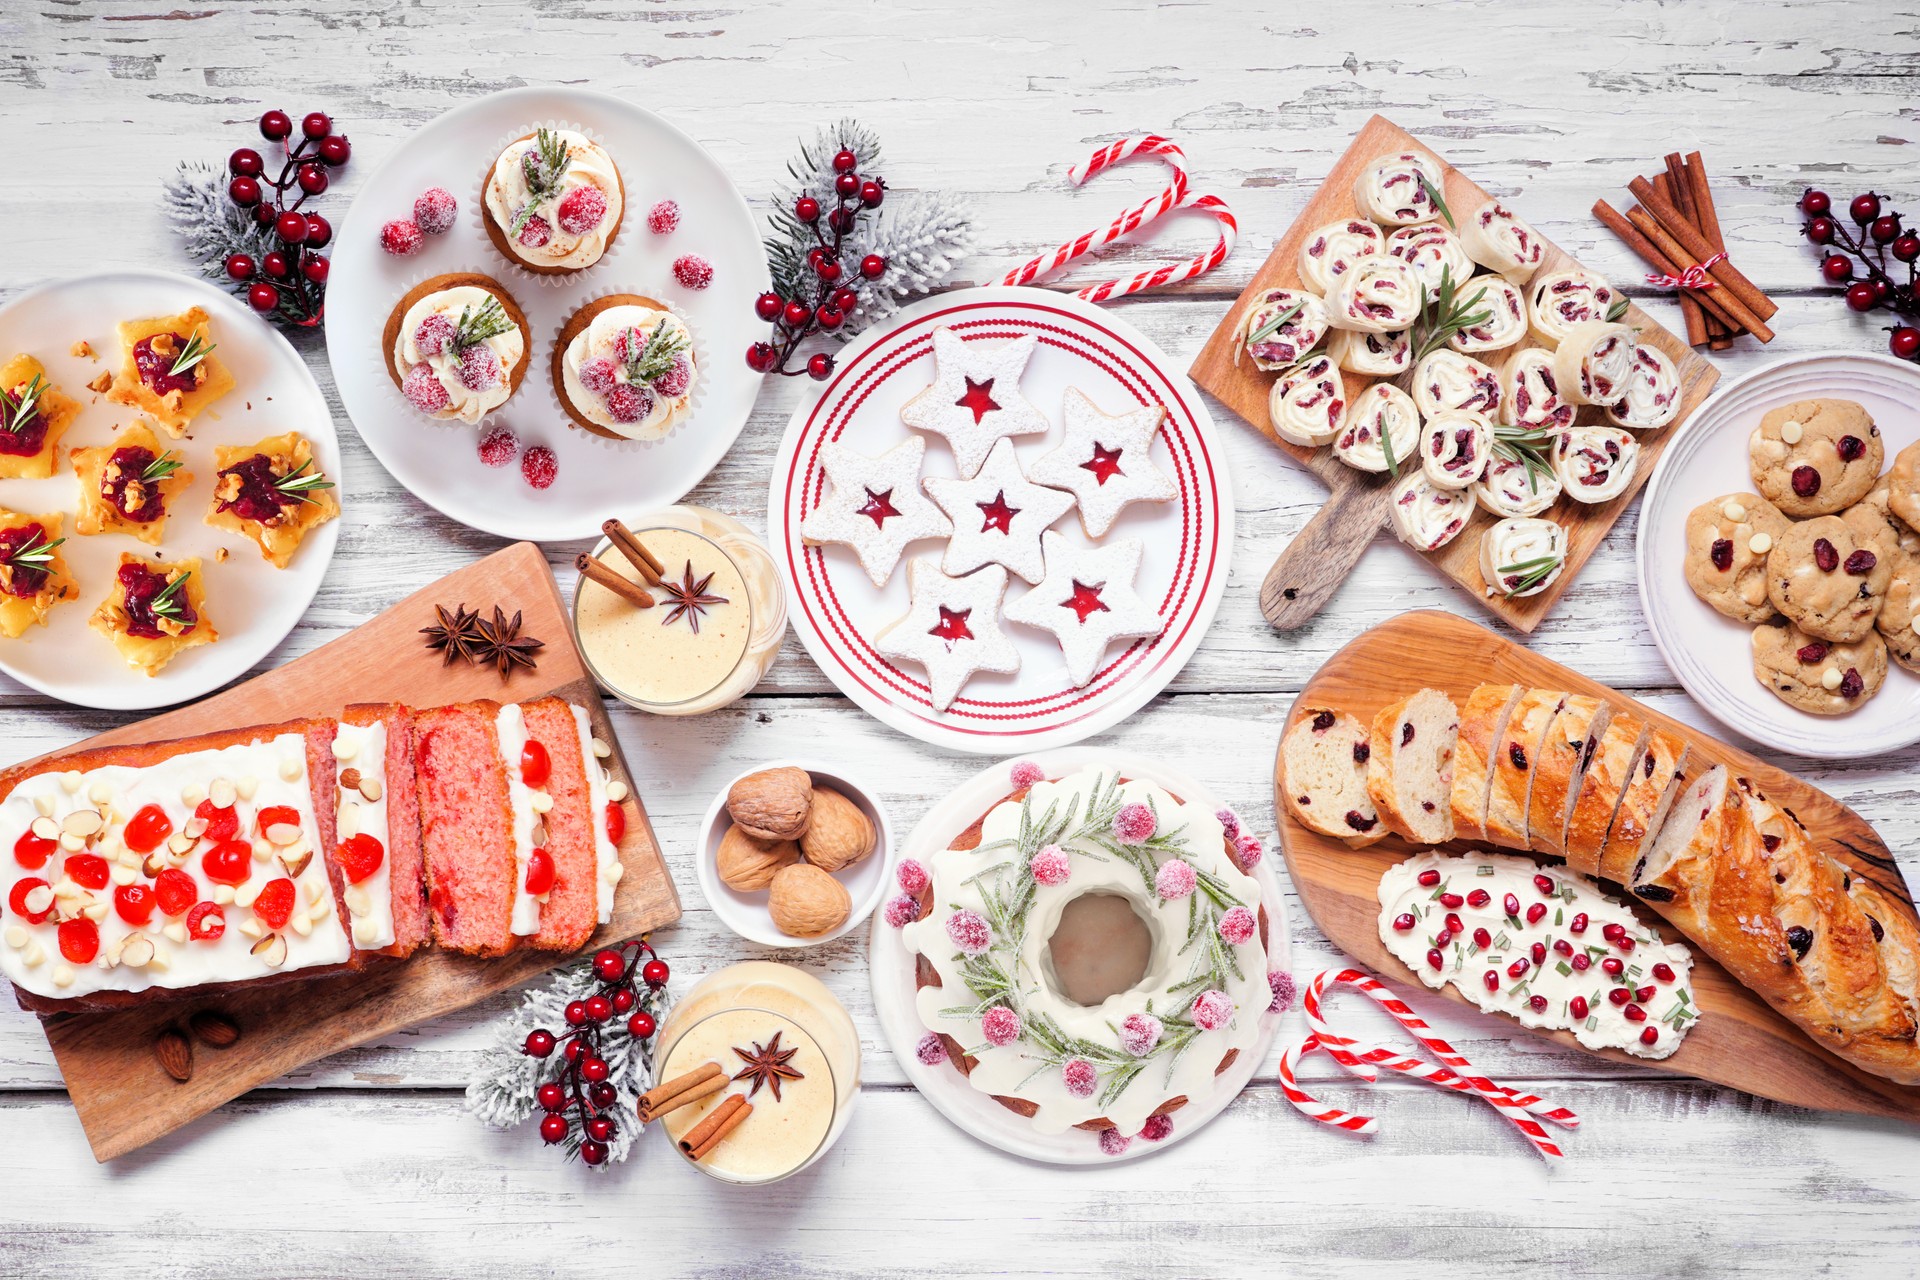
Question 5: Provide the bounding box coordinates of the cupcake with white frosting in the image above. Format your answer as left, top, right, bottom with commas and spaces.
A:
481, 127, 625, 276
552, 295, 698, 443
383, 273, 531, 425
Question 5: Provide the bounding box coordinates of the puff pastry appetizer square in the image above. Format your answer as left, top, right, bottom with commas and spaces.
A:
90, 552, 217, 675
0, 354, 81, 480
0, 509, 77, 639
105, 307, 235, 437
70, 421, 194, 545
204, 431, 338, 569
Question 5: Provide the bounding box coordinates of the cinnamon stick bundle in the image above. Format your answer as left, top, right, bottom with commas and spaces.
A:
678, 1093, 753, 1160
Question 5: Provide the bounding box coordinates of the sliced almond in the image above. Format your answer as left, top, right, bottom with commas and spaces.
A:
83, 900, 109, 923
119, 933, 155, 968
530, 820, 549, 847
170, 829, 198, 852
102, 936, 125, 966
358, 777, 383, 803
264, 822, 302, 847
29, 816, 57, 842
339, 767, 362, 791
62, 809, 104, 838
142, 852, 171, 878
250, 933, 288, 967
209, 777, 237, 810
279, 848, 313, 878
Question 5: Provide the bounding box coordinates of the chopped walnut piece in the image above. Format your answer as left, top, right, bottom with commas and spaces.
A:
86, 372, 112, 394
70, 340, 93, 359
149, 333, 177, 359
215, 472, 243, 503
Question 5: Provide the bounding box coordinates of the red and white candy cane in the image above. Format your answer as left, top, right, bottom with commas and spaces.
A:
999, 135, 1236, 303
1281, 967, 1579, 1162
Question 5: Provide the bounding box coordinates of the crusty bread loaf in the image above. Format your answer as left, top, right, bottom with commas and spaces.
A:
1448, 685, 1522, 844
1364, 688, 1459, 845
1523, 695, 1607, 857
1596, 730, 1688, 887
1281, 707, 1385, 847
1484, 688, 1563, 849
1847, 872, 1920, 1077
1563, 712, 1648, 876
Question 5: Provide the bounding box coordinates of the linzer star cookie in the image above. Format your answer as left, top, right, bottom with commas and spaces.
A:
874, 558, 1020, 712
799, 436, 952, 588
899, 327, 1051, 478
1004, 532, 1162, 687
923, 438, 1076, 585
1029, 387, 1178, 538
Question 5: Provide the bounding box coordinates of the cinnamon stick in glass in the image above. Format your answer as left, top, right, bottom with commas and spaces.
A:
576, 553, 655, 609
1628, 175, 1778, 321
602, 518, 665, 586
679, 1093, 752, 1160
638, 1062, 726, 1122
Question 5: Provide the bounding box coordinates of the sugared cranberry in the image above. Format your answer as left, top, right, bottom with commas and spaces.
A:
647, 199, 681, 234
380, 219, 424, 256
477, 427, 518, 469
413, 187, 459, 235
605, 384, 654, 424
412, 313, 457, 358
653, 356, 693, 399
521, 446, 557, 490
401, 363, 450, 413
673, 254, 714, 290
517, 214, 552, 248
457, 344, 500, 392
556, 185, 609, 236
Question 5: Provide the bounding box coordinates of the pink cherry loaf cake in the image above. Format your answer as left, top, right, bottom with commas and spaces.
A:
335, 703, 429, 959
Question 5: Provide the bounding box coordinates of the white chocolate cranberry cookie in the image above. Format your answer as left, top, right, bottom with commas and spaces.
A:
1749, 398, 1883, 517
1887, 441, 1920, 530
1752, 622, 1887, 716
1765, 507, 1896, 644
1683, 492, 1789, 624
1877, 547, 1920, 675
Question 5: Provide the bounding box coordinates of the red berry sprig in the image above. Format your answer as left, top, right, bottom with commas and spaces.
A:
747, 147, 889, 381
520, 939, 667, 1166
223, 109, 350, 327
1799, 187, 1920, 361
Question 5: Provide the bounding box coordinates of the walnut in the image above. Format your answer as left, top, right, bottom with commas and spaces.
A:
215, 472, 243, 503
122, 479, 149, 511
799, 787, 875, 873
716, 824, 800, 891
726, 767, 813, 841
768, 863, 850, 937
149, 333, 177, 359
70, 340, 93, 359
86, 371, 112, 394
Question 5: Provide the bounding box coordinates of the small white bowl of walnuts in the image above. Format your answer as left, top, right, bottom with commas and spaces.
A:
697, 761, 893, 947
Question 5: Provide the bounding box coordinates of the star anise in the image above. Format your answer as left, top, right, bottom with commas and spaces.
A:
659, 560, 728, 635
419, 603, 484, 666
472, 605, 545, 678
731, 1030, 803, 1102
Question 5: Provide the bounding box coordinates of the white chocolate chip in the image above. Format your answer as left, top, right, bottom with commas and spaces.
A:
83, 901, 109, 923
234, 881, 261, 909
291, 913, 313, 938
181, 783, 206, 808
331, 734, 356, 761
212, 884, 236, 906
29, 816, 56, 842
352, 918, 383, 947
239, 917, 265, 940
1748, 532, 1774, 555
309, 897, 331, 922
86, 782, 112, 806
3, 926, 25, 948
1823, 666, 1844, 690
32, 794, 53, 818
110, 865, 136, 887
147, 945, 170, 971
591, 737, 611, 759
303, 880, 325, 905
278, 757, 302, 782
237, 775, 260, 802
58, 832, 83, 853
251, 839, 273, 862
607, 780, 630, 803
529, 791, 553, 815
58, 772, 82, 795
1912, 617, 1920, 636
337, 804, 361, 841
209, 777, 237, 809
162, 922, 188, 944
606, 862, 625, 884
51, 964, 73, 988
21, 941, 43, 966
1721, 500, 1748, 523
343, 885, 371, 916
1780, 420, 1803, 444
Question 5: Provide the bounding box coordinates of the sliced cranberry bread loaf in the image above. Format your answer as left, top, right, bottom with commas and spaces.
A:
1594, 728, 1688, 887
1562, 713, 1649, 875
1483, 688, 1564, 849
336, 703, 429, 959
1447, 685, 1522, 844
1364, 688, 1459, 844
1523, 695, 1607, 857
414, 700, 519, 956
1281, 708, 1384, 847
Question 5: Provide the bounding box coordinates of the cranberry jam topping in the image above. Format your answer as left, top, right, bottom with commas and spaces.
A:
215, 453, 290, 525
0, 379, 50, 458
0, 524, 52, 598
102, 447, 167, 522
118, 561, 194, 640
131, 333, 203, 398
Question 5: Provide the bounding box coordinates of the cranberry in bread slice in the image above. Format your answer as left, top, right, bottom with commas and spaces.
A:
1447, 684, 1523, 845
1364, 688, 1458, 845
1523, 694, 1608, 857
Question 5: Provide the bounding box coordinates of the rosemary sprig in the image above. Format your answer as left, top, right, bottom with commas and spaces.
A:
273, 457, 335, 505
169, 330, 217, 379
1605, 296, 1631, 323
2, 373, 45, 434
1379, 411, 1400, 477
508, 128, 573, 237
1417, 170, 1456, 231
1496, 554, 1562, 598
454, 297, 515, 351
622, 321, 691, 387
140, 451, 184, 484
1410, 266, 1491, 365
150, 570, 192, 623
1493, 424, 1558, 495
1246, 299, 1304, 348
7, 528, 62, 570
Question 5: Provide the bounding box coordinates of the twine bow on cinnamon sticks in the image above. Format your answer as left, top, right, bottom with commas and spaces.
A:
1594, 151, 1778, 349
577, 519, 666, 610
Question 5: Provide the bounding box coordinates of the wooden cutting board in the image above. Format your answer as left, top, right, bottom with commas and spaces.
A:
1276, 610, 1920, 1122
1190, 114, 1721, 634
33, 541, 682, 1161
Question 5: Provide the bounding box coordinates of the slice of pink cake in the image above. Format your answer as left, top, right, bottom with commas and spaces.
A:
413, 701, 517, 956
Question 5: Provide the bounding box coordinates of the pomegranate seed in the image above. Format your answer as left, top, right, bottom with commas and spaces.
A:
1533, 873, 1556, 897
1467, 888, 1492, 908
1554, 939, 1574, 956
1526, 902, 1548, 924
1508, 957, 1531, 979
1602, 957, 1625, 976
1622, 1003, 1648, 1023
1570, 996, 1591, 1019
1528, 995, 1549, 1013
1652, 962, 1676, 983
1417, 869, 1441, 887
1473, 927, 1492, 949
1640, 1026, 1660, 1046
1530, 941, 1547, 965
1482, 969, 1500, 993
1569, 912, 1589, 934
1434, 929, 1453, 948
1439, 892, 1464, 909
1503, 893, 1522, 918
1617, 935, 1636, 953
1392, 912, 1417, 932
1635, 985, 1657, 1003
1445, 913, 1464, 935
1602, 922, 1626, 942
1571, 954, 1592, 971
1608, 987, 1633, 1006
1426, 948, 1444, 971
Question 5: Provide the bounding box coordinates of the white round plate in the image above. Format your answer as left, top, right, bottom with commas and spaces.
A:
0, 269, 340, 711
1638, 351, 1920, 758
766, 286, 1234, 754
868, 747, 1289, 1165
324, 86, 769, 542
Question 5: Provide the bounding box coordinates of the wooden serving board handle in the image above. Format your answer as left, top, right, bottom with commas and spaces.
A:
1259, 472, 1388, 630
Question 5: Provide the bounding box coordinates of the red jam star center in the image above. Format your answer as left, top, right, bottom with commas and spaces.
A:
955, 376, 1001, 425
931, 605, 975, 645
856, 486, 901, 529
1081, 442, 1125, 486
1064, 579, 1110, 624
977, 490, 1019, 535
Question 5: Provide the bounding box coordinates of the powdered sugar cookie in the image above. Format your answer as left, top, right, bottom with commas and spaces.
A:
798, 435, 952, 588
1029, 387, 1178, 538
874, 558, 1021, 712
899, 327, 1051, 478
923, 437, 1075, 585
1004, 532, 1163, 688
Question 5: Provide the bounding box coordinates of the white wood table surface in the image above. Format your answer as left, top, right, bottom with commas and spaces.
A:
4, 2, 1919, 1274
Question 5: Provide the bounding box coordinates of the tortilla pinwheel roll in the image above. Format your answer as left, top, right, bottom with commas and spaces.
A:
1326, 255, 1423, 333
1500, 347, 1575, 431
1266, 353, 1348, 447
1328, 328, 1411, 378
1332, 384, 1422, 474
1420, 410, 1494, 490
1475, 450, 1562, 518
1528, 268, 1620, 347
1460, 198, 1546, 280
1550, 319, 1635, 406
1554, 425, 1641, 503
1446, 276, 1527, 355
1480, 516, 1568, 599
1412, 349, 1501, 419
1297, 218, 1384, 295
1603, 343, 1683, 431
1352, 151, 1445, 227
1241, 288, 1331, 372
1383, 223, 1475, 296
1389, 470, 1473, 552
